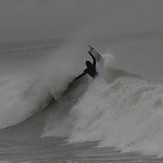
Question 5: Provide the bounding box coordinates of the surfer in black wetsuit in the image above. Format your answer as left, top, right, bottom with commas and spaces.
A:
75, 51, 97, 80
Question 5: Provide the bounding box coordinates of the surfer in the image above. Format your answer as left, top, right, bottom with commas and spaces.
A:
75, 51, 97, 80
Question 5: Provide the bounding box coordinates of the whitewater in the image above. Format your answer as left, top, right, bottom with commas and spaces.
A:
0, 37, 163, 162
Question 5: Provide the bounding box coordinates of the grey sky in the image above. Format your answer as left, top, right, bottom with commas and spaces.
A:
0, 0, 163, 42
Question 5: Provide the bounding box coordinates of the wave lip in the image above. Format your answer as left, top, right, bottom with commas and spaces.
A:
0, 75, 53, 129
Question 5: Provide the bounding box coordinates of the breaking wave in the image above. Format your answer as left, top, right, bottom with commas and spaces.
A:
1, 43, 163, 157
43, 63, 163, 157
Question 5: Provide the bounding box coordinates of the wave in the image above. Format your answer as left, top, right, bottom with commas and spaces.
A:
0, 62, 76, 130
42, 64, 163, 156
2, 44, 163, 156
0, 40, 96, 130
0, 44, 85, 129
0, 75, 53, 129
69, 69, 163, 156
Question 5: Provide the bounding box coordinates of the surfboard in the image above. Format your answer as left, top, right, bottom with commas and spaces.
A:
88, 45, 104, 66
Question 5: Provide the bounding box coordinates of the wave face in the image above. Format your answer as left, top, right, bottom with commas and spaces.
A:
43, 64, 163, 156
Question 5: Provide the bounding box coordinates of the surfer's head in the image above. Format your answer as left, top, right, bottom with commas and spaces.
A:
85, 61, 92, 68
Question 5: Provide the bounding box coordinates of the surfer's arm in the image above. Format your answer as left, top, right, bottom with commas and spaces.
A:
88, 51, 96, 66
75, 71, 86, 80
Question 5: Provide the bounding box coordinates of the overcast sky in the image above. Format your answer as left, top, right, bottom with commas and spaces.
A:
0, 0, 163, 42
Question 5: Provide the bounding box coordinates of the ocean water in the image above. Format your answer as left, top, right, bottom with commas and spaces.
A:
0, 35, 163, 162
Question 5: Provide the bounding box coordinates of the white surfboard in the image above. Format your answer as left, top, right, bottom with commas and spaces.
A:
88, 45, 104, 66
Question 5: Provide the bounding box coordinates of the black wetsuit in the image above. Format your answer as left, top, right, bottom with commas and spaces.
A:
75, 52, 97, 80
